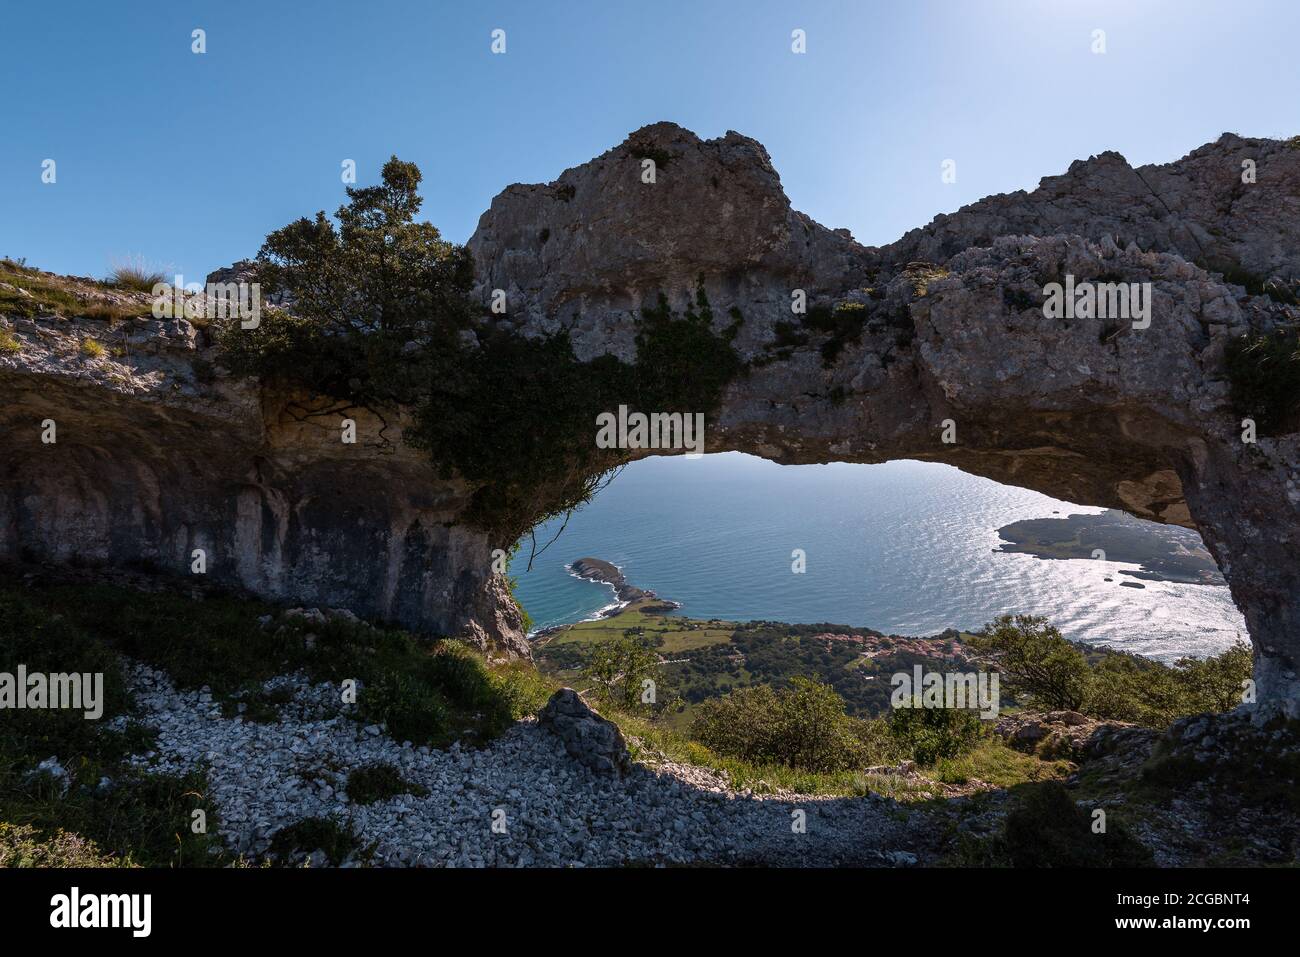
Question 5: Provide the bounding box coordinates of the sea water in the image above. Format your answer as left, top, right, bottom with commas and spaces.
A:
509, 453, 1246, 662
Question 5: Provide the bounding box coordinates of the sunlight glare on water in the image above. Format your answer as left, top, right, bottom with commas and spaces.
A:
511, 453, 1246, 662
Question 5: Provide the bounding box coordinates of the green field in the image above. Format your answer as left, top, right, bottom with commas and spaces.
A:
540, 600, 736, 652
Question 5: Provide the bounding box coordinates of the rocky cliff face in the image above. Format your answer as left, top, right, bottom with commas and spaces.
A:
3, 124, 1298, 710
0, 278, 528, 656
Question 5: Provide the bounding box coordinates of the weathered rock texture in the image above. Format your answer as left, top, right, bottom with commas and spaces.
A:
3, 124, 1299, 710
469, 123, 1300, 713
537, 688, 631, 775
0, 280, 528, 656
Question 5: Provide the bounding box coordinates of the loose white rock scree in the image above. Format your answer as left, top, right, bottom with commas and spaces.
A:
123, 663, 929, 867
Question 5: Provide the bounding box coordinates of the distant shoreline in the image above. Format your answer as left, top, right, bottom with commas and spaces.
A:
993, 509, 1225, 586
530, 558, 681, 640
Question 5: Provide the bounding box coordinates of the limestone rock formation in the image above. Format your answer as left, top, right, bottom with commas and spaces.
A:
3, 123, 1298, 712
0, 278, 529, 657
537, 688, 631, 775
468, 122, 1300, 713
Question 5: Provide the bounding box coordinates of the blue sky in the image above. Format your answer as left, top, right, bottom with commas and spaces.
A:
3, 0, 1297, 282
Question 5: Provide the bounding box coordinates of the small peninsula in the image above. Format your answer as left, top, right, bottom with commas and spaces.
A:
994, 509, 1225, 585
568, 557, 680, 613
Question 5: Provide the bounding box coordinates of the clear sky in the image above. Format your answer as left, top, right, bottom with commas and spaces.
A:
3, 0, 1297, 282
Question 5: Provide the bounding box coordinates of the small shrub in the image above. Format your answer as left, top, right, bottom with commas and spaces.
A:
1085, 642, 1252, 728
427, 639, 496, 708
582, 635, 662, 714
80, 338, 105, 358
345, 762, 428, 805
268, 817, 360, 865
358, 671, 449, 745
0, 328, 20, 353
691, 677, 876, 773
901, 262, 950, 296
0, 823, 129, 868
629, 141, 673, 169
1002, 782, 1153, 867
802, 302, 870, 367
489, 661, 555, 720
888, 701, 985, 766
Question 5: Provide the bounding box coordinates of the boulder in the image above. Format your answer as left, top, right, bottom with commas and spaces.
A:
538, 689, 631, 775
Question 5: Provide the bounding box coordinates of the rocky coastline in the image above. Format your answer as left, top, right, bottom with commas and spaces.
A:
567, 557, 681, 617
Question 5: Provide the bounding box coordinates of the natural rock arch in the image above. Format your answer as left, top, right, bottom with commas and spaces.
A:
2, 123, 1297, 714
469, 123, 1300, 713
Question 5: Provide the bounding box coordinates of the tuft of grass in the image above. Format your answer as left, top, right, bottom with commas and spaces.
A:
345, 762, 428, 805
489, 659, 557, 720
901, 261, 951, 296
357, 670, 450, 744
0, 262, 145, 322
80, 337, 106, 358
106, 256, 166, 293
0, 327, 20, 353
929, 736, 1073, 788
0, 822, 132, 868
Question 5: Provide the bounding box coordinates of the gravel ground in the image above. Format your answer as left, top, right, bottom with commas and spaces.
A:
124, 663, 930, 867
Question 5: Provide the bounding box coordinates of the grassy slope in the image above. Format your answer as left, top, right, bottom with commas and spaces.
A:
0, 576, 553, 867
537, 603, 1074, 801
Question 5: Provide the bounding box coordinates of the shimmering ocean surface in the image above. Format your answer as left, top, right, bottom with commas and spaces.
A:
509, 454, 1246, 662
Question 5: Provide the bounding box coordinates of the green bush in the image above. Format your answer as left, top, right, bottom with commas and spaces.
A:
973, 615, 1252, 730
690, 677, 878, 773
1085, 642, 1251, 728
582, 635, 662, 714
488, 661, 555, 720
887, 701, 985, 766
